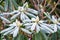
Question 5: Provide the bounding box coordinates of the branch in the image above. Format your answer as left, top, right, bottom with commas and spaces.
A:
50, 0, 59, 14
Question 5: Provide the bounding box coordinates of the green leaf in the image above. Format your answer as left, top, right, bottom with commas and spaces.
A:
13, 33, 28, 40
32, 31, 48, 40
49, 33, 57, 40
4, 0, 8, 11
0, 5, 4, 11
8, 0, 13, 12
52, 33, 57, 40
44, 12, 53, 23
57, 30, 60, 40
12, 0, 18, 9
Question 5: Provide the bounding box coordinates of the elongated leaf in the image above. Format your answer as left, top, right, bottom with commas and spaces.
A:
0, 5, 4, 11
32, 31, 48, 40
27, 8, 38, 15
50, 33, 57, 40
10, 12, 20, 20
57, 30, 60, 40
44, 12, 55, 23
21, 28, 32, 34
13, 33, 28, 40
0, 26, 14, 33
8, 0, 13, 12
4, 0, 8, 11
20, 13, 30, 23
12, 0, 18, 9
25, 12, 36, 18
0, 16, 11, 23
40, 24, 54, 33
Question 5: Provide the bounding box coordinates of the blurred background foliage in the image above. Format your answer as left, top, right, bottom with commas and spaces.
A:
0, 0, 60, 18
0, 0, 60, 40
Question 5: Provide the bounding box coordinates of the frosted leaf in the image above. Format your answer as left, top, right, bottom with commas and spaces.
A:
30, 23, 37, 31
13, 26, 19, 37
25, 12, 36, 18
21, 28, 32, 34
27, 8, 38, 15
0, 16, 11, 23
36, 24, 40, 33
40, 24, 54, 33
0, 26, 14, 33
3, 29, 14, 36
10, 12, 20, 20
